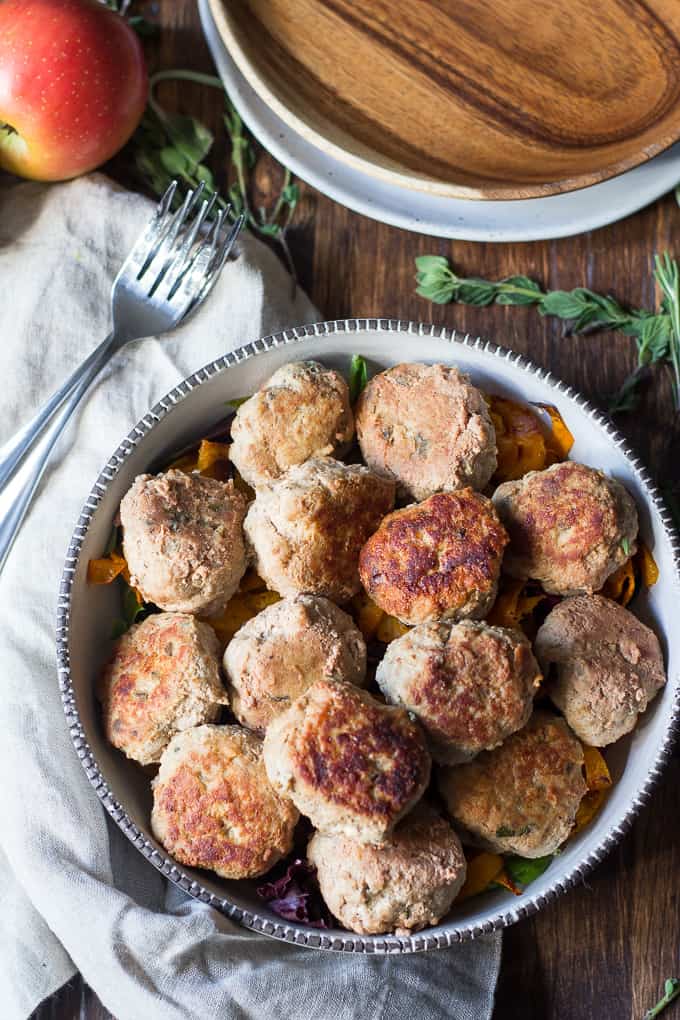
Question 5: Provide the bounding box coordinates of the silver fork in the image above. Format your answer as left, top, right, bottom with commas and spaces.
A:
0, 181, 245, 571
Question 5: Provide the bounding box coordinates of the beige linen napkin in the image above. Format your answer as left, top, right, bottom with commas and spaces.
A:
0, 173, 501, 1020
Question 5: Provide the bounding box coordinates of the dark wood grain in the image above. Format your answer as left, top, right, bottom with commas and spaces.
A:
34, 2, 680, 1018
209, 0, 680, 198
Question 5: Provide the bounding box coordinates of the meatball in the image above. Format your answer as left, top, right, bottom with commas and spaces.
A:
307, 803, 466, 935
263, 678, 431, 843
120, 469, 248, 615
98, 613, 226, 765
223, 594, 367, 736
492, 461, 638, 595
438, 711, 587, 858
244, 458, 395, 603
230, 360, 354, 488
355, 362, 497, 502
535, 594, 666, 747
376, 620, 541, 764
359, 489, 508, 625
151, 724, 298, 880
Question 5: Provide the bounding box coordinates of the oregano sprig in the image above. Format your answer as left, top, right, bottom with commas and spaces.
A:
130, 69, 299, 279
644, 978, 680, 1020
415, 255, 677, 412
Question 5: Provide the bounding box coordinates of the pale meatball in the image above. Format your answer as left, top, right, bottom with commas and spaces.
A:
535, 594, 666, 747
493, 461, 638, 595
244, 458, 395, 603
307, 803, 466, 935
151, 725, 298, 880
376, 620, 541, 764
120, 470, 247, 615
438, 711, 587, 858
263, 679, 431, 843
223, 594, 367, 736
359, 489, 508, 625
355, 362, 497, 501
98, 613, 226, 765
230, 360, 354, 488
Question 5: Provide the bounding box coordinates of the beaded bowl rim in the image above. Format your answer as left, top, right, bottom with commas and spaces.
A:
56, 318, 680, 954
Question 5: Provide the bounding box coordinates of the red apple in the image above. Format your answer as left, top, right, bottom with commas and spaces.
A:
0, 0, 148, 181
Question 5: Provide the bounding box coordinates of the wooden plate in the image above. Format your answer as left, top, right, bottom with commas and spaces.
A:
209, 0, 680, 200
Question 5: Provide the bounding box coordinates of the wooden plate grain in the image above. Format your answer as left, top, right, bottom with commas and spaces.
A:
209, 0, 680, 200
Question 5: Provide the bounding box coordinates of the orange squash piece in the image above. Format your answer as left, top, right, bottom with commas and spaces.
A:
600, 558, 636, 606
87, 550, 128, 585
455, 852, 505, 902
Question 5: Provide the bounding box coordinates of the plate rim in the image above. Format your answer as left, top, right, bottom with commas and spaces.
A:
56, 318, 680, 954
207, 0, 680, 202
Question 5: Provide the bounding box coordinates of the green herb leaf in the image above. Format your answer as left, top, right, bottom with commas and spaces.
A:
111, 582, 146, 638
348, 355, 369, 403
415, 255, 451, 274
653, 253, 680, 411
104, 525, 120, 556
621, 537, 631, 556
494, 276, 543, 306
643, 978, 680, 1020
504, 855, 554, 888
226, 396, 250, 409
127, 13, 159, 37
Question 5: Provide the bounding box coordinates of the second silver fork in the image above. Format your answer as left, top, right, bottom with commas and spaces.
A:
0, 181, 245, 571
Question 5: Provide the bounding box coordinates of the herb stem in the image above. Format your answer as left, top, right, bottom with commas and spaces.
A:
644, 978, 680, 1020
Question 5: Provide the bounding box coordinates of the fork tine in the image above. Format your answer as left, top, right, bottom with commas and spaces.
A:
179, 212, 246, 311
161, 192, 219, 296
166, 211, 245, 311
111, 180, 177, 285
139, 182, 206, 283
201, 212, 246, 289
165, 205, 227, 301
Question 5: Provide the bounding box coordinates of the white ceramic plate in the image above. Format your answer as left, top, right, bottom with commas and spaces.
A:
198, 0, 680, 243
58, 321, 680, 953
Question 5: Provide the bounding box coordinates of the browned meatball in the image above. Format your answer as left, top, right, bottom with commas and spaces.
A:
230, 361, 354, 488
438, 711, 587, 858
263, 679, 431, 843
356, 362, 497, 501
535, 594, 666, 746
376, 620, 541, 763
151, 725, 298, 880
120, 469, 248, 615
244, 458, 395, 603
307, 803, 466, 935
223, 594, 367, 736
359, 489, 508, 625
98, 613, 226, 765
492, 461, 638, 595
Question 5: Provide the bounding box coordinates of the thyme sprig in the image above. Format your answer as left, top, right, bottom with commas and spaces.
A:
131, 69, 299, 278
415, 255, 678, 412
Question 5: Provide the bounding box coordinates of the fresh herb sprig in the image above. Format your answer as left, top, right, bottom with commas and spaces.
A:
415, 254, 678, 413
131, 70, 299, 278
104, 0, 158, 37
348, 355, 368, 402
644, 978, 680, 1020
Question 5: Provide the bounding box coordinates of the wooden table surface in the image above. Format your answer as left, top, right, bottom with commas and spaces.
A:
36, 3, 680, 1018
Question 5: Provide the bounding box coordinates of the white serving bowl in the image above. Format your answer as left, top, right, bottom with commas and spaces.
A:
57, 320, 680, 953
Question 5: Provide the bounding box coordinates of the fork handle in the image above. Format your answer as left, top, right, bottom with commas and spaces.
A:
0, 337, 114, 572
0, 332, 117, 490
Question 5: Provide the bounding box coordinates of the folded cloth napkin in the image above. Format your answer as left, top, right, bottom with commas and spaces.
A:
0, 174, 501, 1020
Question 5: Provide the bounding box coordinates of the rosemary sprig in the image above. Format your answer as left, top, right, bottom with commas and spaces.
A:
131, 70, 299, 278
644, 978, 680, 1020
415, 255, 676, 412
653, 253, 680, 410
